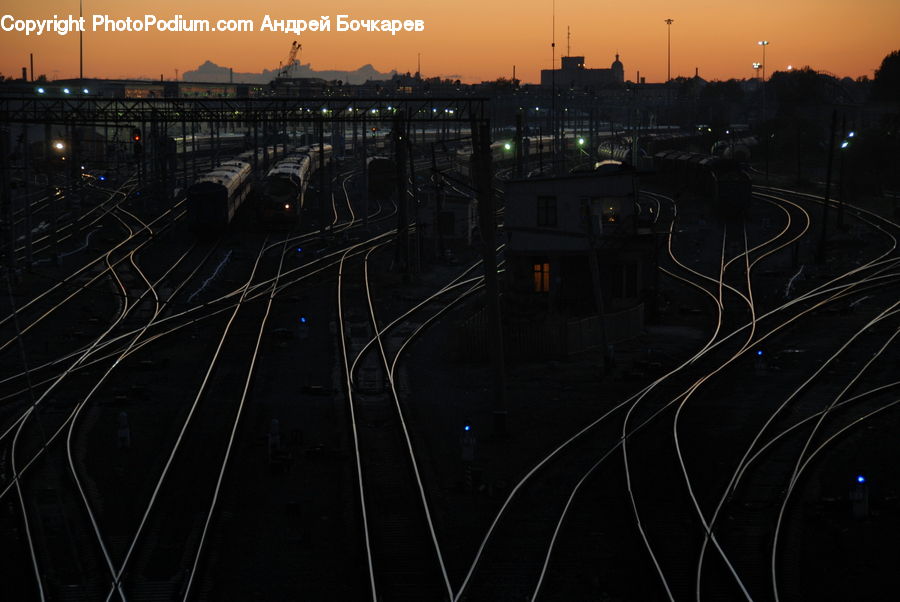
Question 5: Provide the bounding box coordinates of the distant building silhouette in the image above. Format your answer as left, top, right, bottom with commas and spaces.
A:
541, 54, 624, 89
182, 60, 396, 85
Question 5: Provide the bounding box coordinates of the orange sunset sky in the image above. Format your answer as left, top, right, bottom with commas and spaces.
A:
0, 0, 897, 84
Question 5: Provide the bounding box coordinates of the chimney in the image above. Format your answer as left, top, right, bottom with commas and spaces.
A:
637, 70, 640, 84
695, 67, 698, 78
30, 54, 34, 82
22, 67, 27, 81
229, 68, 233, 83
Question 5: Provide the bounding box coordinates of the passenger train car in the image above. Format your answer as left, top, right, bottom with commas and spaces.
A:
186, 159, 253, 234
186, 145, 285, 235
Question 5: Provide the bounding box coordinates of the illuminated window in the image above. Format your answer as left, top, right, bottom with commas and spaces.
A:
537, 196, 557, 227
533, 262, 550, 293
602, 199, 621, 224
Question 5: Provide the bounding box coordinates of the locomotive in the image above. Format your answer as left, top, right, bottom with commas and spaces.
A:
258, 144, 332, 227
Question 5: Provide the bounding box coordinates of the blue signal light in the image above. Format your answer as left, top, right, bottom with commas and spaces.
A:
464, 424, 471, 431
756, 350, 763, 357
300, 316, 307, 324
98, 176, 106, 181
857, 475, 866, 484
296, 247, 303, 253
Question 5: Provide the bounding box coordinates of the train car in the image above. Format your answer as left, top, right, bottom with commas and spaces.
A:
186, 159, 253, 234
653, 149, 751, 217
596, 143, 646, 165
711, 136, 758, 162
260, 154, 311, 226
367, 156, 396, 200
303, 143, 333, 171
235, 144, 287, 174
714, 169, 752, 216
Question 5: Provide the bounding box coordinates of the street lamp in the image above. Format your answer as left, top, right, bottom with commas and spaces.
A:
80, 0, 84, 80
665, 19, 674, 82
752, 62, 762, 80
758, 40, 770, 82
758, 40, 771, 184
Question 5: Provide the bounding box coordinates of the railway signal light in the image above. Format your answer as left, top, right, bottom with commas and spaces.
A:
297, 315, 310, 340
756, 349, 764, 357
851, 472, 869, 518
460, 419, 476, 463
132, 128, 143, 157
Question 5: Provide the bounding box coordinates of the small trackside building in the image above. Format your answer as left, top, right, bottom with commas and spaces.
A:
500, 163, 654, 355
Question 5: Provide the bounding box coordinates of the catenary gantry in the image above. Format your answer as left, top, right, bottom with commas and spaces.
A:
0, 96, 488, 126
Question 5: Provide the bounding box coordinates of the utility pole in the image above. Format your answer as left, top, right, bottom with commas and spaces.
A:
837, 113, 847, 228
472, 120, 507, 436
318, 116, 327, 233
431, 144, 444, 260
818, 109, 838, 263
1, 128, 14, 275
585, 203, 609, 370
551, 0, 557, 171
515, 112, 524, 178
79, 0, 84, 81
406, 133, 420, 275
758, 40, 770, 185
665, 19, 673, 82
393, 113, 409, 279
361, 114, 369, 229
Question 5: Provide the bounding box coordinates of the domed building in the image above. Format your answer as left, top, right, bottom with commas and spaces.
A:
540, 54, 625, 89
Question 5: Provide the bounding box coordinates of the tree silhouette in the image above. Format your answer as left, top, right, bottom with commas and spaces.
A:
872, 50, 900, 102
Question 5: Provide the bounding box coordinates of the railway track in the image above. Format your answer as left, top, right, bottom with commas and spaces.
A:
450, 187, 900, 601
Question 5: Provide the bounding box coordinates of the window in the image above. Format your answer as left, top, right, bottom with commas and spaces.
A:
602, 198, 621, 224
533, 262, 550, 293
537, 196, 557, 227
